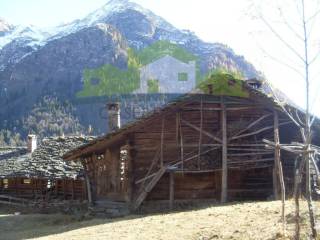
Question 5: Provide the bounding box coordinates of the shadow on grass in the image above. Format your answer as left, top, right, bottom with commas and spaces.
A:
0, 199, 274, 240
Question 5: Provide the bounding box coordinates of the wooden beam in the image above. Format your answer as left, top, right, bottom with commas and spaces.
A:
85, 174, 92, 205
71, 180, 75, 200
221, 100, 228, 203
169, 171, 174, 210
198, 99, 203, 170
274, 110, 286, 233
230, 121, 292, 141
273, 167, 279, 199
231, 113, 272, 139
126, 141, 133, 204
160, 117, 164, 168
181, 119, 222, 143
179, 114, 184, 171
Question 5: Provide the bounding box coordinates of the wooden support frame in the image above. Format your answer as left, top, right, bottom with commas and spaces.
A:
169, 171, 174, 210
85, 174, 92, 205
274, 110, 286, 233
198, 99, 203, 170
181, 119, 222, 143
221, 100, 228, 203
179, 113, 184, 172
160, 117, 164, 168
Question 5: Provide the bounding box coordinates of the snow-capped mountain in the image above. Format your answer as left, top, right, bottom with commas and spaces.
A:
0, 18, 13, 35
0, 0, 260, 137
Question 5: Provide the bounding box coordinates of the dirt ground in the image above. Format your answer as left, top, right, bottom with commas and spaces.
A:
0, 200, 319, 240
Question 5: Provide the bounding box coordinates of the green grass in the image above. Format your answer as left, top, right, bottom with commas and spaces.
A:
198, 69, 249, 98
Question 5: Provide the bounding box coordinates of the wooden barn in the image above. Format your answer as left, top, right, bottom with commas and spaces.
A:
0, 135, 95, 203
63, 78, 320, 212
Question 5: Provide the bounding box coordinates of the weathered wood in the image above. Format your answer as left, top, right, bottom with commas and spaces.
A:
273, 167, 279, 199
198, 99, 203, 170
181, 119, 222, 143
169, 171, 174, 210
274, 110, 286, 234
228, 151, 273, 157
133, 167, 167, 210
230, 121, 291, 141
179, 113, 184, 171
221, 101, 228, 203
231, 113, 272, 139
126, 141, 133, 203
160, 117, 164, 168
85, 175, 92, 204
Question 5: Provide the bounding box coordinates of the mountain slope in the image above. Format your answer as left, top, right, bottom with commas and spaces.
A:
0, 0, 261, 139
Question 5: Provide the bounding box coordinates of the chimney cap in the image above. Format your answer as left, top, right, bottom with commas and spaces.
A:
107, 102, 120, 110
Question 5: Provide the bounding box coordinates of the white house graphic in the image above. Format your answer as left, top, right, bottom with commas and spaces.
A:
136, 55, 196, 94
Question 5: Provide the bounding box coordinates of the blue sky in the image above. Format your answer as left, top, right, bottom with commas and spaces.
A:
1, 0, 320, 114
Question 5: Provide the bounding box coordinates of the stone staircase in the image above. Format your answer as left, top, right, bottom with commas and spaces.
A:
89, 200, 130, 217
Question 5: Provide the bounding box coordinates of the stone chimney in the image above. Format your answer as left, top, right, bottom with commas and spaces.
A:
107, 103, 121, 132
27, 134, 37, 153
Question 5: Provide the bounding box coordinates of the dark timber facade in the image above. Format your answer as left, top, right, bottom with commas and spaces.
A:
64, 84, 320, 211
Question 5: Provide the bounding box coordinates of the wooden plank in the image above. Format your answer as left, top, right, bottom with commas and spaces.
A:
221, 100, 228, 203
274, 110, 286, 233
71, 180, 75, 200
230, 121, 292, 141
85, 175, 92, 204
231, 113, 272, 139
133, 167, 167, 210
169, 171, 174, 210
179, 114, 184, 171
181, 119, 222, 143
160, 117, 164, 168
273, 167, 279, 199
198, 99, 203, 170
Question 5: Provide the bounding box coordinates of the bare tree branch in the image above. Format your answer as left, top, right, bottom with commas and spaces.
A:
260, 14, 306, 63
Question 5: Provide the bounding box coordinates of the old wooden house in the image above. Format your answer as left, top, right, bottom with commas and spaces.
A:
0, 135, 95, 202
63, 78, 320, 212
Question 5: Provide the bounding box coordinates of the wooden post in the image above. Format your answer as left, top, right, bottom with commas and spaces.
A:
169, 171, 175, 210
126, 140, 133, 204
71, 180, 75, 200
273, 167, 279, 199
221, 100, 228, 203
160, 117, 164, 168
85, 174, 92, 204
54, 180, 58, 197
62, 179, 66, 200
179, 114, 184, 172
198, 99, 203, 170
274, 110, 286, 234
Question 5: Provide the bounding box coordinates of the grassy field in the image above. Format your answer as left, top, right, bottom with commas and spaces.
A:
0, 200, 319, 240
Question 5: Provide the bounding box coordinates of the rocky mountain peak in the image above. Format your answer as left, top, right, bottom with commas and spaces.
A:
0, 18, 14, 35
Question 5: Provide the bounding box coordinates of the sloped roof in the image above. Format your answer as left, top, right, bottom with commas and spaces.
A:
65, 80, 308, 160
0, 136, 96, 179
0, 148, 27, 161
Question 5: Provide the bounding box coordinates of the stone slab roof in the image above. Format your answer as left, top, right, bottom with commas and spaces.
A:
0, 136, 96, 179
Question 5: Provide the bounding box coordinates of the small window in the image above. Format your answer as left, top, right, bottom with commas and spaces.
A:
22, 179, 31, 184
147, 79, 159, 93
178, 72, 188, 81
3, 179, 8, 188
47, 180, 52, 189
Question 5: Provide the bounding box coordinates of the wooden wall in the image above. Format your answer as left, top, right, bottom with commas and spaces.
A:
78, 94, 300, 206
0, 177, 87, 201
